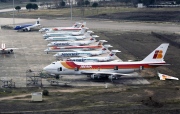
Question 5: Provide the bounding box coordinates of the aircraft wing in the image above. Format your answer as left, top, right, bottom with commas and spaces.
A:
4, 48, 19, 51
81, 71, 132, 76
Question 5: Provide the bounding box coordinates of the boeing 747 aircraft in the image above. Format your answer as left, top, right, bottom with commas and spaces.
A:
44, 43, 169, 81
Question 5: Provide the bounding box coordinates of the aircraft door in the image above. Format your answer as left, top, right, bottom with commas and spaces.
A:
74, 67, 79, 71
114, 66, 118, 70
58, 67, 62, 71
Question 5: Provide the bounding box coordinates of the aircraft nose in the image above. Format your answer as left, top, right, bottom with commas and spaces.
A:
45, 38, 50, 41
53, 53, 58, 57
43, 66, 48, 71
47, 43, 52, 47
44, 48, 49, 52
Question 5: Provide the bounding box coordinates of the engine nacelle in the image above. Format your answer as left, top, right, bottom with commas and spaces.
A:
91, 53, 98, 56
90, 74, 100, 79
108, 75, 117, 81
98, 59, 108, 62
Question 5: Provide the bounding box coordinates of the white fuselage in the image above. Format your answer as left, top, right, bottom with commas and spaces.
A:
45, 35, 86, 41
54, 51, 103, 57
43, 31, 81, 39
67, 56, 112, 62
43, 61, 159, 75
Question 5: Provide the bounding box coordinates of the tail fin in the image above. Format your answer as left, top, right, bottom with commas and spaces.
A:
1, 43, 5, 49
84, 31, 94, 38
35, 18, 40, 25
79, 27, 89, 34
97, 40, 107, 46
80, 22, 86, 28
73, 22, 81, 28
89, 37, 96, 43
141, 43, 169, 63
100, 45, 113, 53
157, 72, 179, 80
108, 50, 121, 59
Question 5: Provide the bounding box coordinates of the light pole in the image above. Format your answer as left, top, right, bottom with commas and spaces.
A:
70, 0, 72, 21
13, 0, 15, 26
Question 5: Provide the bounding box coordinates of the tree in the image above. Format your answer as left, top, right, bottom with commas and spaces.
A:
84, 0, 90, 7
77, 0, 84, 6
32, 3, 38, 10
43, 90, 49, 96
30, 0, 36, 2
26, 3, 33, 11
92, 2, 98, 8
15, 6, 21, 12
60, 1, 66, 7
176, 0, 180, 4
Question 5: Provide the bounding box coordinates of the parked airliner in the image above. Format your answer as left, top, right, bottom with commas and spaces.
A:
53, 45, 112, 57
43, 27, 88, 39
39, 22, 86, 32
44, 40, 108, 54
44, 43, 169, 81
45, 31, 96, 41
66, 50, 120, 62
0, 43, 18, 54
47, 37, 97, 47
14, 18, 40, 32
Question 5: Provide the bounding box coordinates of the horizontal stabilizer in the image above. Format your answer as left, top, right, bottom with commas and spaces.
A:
92, 35, 99, 38
87, 31, 94, 33
149, 64, 170, 66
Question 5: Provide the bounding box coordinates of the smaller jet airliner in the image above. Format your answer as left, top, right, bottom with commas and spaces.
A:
43, 27, 89, 39
39, 22, 86, 32
45, 31, 96, 41
44, 40, 108, 54
0, 43, 18, 54
53, 45, 112, 57
47, 37, 97, 47
66, 50, 120, 62
14, 18, 40, 32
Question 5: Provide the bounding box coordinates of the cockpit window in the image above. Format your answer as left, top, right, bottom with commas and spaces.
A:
51, 62, 55, 64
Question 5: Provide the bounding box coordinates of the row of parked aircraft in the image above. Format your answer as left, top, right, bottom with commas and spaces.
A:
9, 18, 178, 81
36, 21, 178, 81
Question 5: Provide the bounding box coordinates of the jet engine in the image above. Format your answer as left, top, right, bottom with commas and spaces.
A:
108, 75, 117, 81
90, 74, 100, 79
98, 58, 108, 62
91, 53, 99, 56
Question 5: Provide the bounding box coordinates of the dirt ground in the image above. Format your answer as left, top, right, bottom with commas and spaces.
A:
0, 8, 180, 113
88, 9, 180, 23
